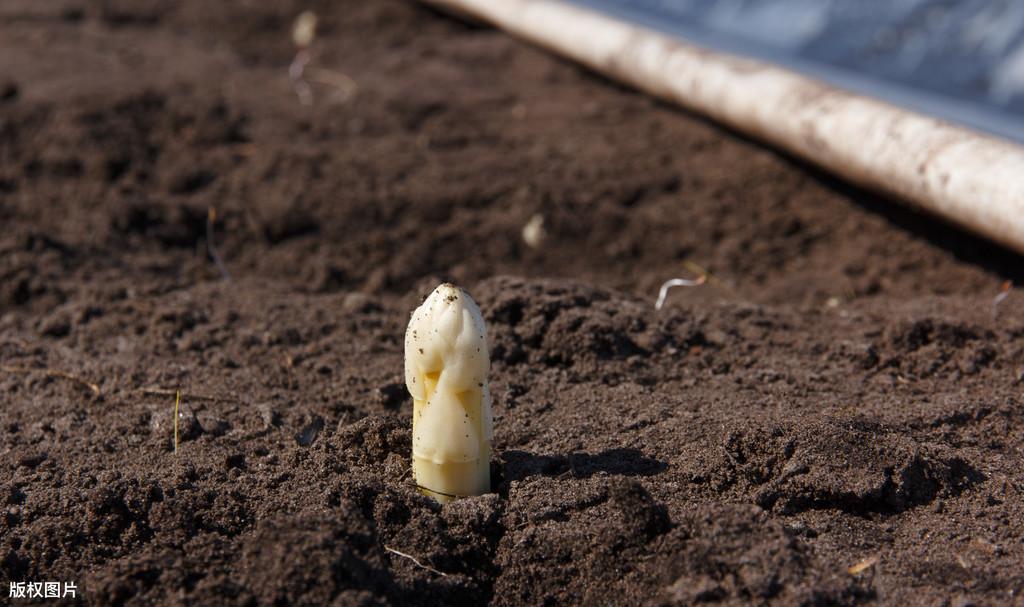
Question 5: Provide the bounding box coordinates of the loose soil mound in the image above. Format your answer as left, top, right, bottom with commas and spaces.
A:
1, 1, 1022, 605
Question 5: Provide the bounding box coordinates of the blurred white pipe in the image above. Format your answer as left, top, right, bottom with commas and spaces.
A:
422, 0, 1024, 255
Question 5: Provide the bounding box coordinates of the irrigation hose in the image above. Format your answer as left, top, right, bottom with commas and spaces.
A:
420, 0, 1024, 255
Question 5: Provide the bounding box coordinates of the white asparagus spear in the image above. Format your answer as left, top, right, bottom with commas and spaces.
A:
405, 284, 493, 503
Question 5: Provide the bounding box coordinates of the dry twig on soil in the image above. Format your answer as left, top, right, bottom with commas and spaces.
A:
1, 365, 101, 396
847, 555, 879, 575
174, 390, 180, 455
137, 387, 234, 403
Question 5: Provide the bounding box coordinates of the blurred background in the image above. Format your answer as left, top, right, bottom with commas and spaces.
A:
573, 0, 1024, 141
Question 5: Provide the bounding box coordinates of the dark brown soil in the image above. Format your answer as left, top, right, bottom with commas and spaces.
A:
2, 1, 1023, 605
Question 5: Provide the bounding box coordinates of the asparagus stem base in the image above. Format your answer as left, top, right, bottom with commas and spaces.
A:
413, 451, 490, 504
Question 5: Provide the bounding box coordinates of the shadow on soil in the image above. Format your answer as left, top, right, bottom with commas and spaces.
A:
499, 448, 668, 485
642, 93, 1024, 282
804, 164, 1024, 283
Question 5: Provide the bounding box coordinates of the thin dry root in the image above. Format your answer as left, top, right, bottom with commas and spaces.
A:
655, 275, 707, 310
1, 365, 101, 396
383, 545, 451, 578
